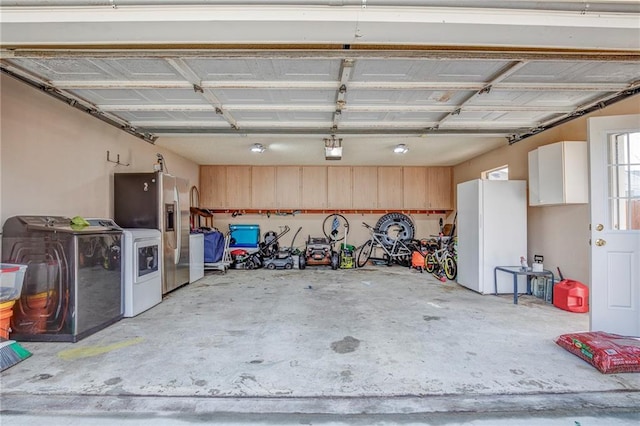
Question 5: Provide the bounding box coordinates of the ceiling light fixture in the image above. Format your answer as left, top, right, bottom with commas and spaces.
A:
394, 144, 409, 154
324, 135, 343, 160
250, 143, 265, 153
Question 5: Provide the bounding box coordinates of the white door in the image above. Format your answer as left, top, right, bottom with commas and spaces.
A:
589, 114, 640, 336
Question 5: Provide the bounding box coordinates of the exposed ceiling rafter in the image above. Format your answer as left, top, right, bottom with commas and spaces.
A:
165, 58, 238, 129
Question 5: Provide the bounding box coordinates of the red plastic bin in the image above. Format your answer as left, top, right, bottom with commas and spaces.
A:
553, 279, 589, 313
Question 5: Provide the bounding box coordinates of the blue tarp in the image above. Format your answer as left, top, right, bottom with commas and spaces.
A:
204, 230, 225, 263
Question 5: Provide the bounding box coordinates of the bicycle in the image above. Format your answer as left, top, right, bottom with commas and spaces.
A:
356, 222, 415, 268
424, 236, 457, 281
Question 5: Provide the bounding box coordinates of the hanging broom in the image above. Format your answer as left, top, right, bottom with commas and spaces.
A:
0, 338, 32, 371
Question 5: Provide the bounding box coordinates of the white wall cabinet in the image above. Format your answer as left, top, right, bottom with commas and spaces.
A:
528, 141, 588, 206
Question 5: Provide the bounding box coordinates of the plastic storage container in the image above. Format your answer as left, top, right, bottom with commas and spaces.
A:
229, 224, 260, 248
0, 263, 28, 339
0, 263, 27, 302
553, 279, 589, 313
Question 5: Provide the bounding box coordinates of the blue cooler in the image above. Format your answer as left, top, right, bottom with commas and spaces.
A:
229, 224, 260, 248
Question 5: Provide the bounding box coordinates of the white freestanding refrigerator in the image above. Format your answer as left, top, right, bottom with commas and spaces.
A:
457, 179, 527, 294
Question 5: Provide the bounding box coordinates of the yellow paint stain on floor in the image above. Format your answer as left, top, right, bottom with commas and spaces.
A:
58, 337, 144, 360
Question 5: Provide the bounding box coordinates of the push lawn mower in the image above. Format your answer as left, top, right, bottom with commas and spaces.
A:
245, 225, 290, 269
262, 226, 302, 270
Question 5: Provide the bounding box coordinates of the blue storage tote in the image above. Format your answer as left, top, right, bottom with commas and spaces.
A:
229, 224, 260, 248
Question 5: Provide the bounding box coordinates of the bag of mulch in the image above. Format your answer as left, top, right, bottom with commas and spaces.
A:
555, 331, 640, 374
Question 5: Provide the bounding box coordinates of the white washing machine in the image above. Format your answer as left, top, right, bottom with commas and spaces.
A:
122, 228, 162, 317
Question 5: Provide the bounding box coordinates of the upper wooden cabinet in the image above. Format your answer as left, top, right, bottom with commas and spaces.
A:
426, 167, 453, 209
327, 166, 352, 208
301, 166, 327, 209
251, 166, 276, 209
378, 167, 403, 208
276, 166, 301, 208
403, 167, 428, 209
352, 167, 378, 209
199, 165, 452, 211
226, 166, 252, 208
200, 166, 227, 208
403, 167, 452, 209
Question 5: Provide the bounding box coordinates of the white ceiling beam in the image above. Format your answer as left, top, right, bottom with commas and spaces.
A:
1, 5, 638, 50
435, 60, 529, 127
46, 78, 632, 92
100, 103, 576, 113
5, 49, 638, 62
165, 57, 239, 129
333, 58, 354, 130
2, 2, 638, 13
130, 120, 525, 130
142, 127, 517, 136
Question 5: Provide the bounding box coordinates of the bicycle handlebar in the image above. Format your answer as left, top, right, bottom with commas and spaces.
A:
362, 222, 373, 229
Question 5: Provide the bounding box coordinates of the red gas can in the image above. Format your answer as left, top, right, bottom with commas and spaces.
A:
553, 279, 589, 313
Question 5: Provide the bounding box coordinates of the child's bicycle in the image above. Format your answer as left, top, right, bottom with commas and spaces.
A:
424, 241, 457, 281
423, 216, 457, 281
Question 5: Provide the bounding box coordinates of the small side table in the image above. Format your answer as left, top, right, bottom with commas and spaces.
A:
494, 266, 555, 304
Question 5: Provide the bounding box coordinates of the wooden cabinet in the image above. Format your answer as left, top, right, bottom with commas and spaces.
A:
528, 141, 588, 206
403, 167, 428, 208
199, 165, 453, 211
378, 167, 403, 208
276, 166, 301, 208
327, 166, 352, 208
426, 167, 452, 209
200, 166, 227, 208
251, 166, 276, 208
226, 166, 252, 208
301, 166, 327, 208
352, 166, 378, 209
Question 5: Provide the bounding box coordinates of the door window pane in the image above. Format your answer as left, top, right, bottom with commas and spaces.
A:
609, 132, 640, 230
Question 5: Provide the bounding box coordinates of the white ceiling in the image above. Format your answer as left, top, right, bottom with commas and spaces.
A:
1, 1, 639, 165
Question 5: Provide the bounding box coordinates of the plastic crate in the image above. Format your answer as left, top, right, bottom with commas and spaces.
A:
229, 224, 260, 248
0, 263, 28, 302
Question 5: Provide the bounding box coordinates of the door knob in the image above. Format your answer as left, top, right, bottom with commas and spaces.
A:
596, 224, 604, 231
595, 239, 606, 247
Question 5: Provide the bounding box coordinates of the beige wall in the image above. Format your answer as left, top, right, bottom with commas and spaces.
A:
454, 94, 640, 285
0, 74, 199, 227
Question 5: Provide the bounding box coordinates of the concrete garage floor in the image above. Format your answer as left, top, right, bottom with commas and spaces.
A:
1, 267, 639, 425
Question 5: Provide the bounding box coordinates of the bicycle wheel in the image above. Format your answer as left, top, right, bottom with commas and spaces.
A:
322, 213, 349, 242
425, 253, 437, 273
444, 255, 457, 280
356, 240, 374, 268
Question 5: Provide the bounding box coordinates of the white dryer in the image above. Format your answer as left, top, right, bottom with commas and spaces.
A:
122, 228, 162, 317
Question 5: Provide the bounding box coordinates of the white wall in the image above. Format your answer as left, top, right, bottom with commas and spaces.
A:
0, 74, 199, 226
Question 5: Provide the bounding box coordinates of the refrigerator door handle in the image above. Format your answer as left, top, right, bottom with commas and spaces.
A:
174, 187, 181, 265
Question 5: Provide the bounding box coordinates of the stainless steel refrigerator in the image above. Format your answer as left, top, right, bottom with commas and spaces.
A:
114, 172, 190, 294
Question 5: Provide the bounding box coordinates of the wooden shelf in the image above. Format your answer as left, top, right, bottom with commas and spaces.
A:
205, 209, 450, 216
